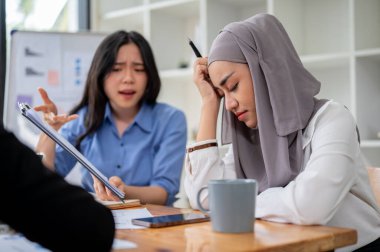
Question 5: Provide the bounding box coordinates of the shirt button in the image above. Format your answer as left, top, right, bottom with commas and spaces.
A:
117, 165, 121, 169
120, 143, 124, 146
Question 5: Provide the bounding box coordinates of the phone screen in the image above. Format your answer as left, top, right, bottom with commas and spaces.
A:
132, 213, 210, 228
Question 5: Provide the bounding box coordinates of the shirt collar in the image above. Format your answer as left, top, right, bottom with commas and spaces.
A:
104, 104, 111, 121
134, 103, 153, 132
104, 102, 153, 133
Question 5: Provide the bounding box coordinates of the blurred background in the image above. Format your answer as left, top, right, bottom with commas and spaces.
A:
1, 0, 380, 167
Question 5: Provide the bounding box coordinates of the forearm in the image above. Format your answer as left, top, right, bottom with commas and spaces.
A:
184, 144, 236, 209
256, 154, 356, 225
124, 185, 168, 205
196, 100, 220, 141
35, 133, 56, 170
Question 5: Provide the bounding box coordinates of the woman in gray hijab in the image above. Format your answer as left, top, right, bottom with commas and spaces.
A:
184, 13, 380, 251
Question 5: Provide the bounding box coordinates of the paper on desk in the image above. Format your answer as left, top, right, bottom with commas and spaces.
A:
112, 238, 137, 249
0, 233, 137, 251
89, 192, 141, 210
0, 234, 50, 252
112, 208, 153, 229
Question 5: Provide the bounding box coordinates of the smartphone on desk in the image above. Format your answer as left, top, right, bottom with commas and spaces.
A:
132, 213, 210, 228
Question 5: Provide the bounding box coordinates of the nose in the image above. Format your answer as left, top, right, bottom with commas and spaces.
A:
225, 94, 238, 112
122, 68, 134, 83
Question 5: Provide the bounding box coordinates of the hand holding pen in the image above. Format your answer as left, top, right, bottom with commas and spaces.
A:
188, 38, 221, 143
188, 38, 222, 100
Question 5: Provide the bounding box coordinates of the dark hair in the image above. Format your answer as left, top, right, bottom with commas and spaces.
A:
70, 30, 161, 148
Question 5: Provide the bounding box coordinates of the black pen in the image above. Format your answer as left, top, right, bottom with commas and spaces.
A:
188, 38, 213, 84
188, 38, 202, 58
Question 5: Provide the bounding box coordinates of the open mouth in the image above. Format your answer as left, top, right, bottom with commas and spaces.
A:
119, 90, 136, 97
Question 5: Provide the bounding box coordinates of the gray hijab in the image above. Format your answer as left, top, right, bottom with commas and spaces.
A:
208, 13, 326, 192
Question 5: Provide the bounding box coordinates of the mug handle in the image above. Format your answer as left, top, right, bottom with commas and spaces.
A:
196, 186, 210, 215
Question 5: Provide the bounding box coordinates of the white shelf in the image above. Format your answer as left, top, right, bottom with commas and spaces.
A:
301, 53, 350, 68
356, 54, 380, 141
92, 0, 380, 164
102, 5, 145, 20
273, 0, 350, 55
355, 48, 380, 58
95, 0, 144, 16
159, 68, 192, 79
354, 0, 380, 50
149, 0, 198, 11
102, 0, 199, 20
206, 0, 267, 51
150, 0, 200, 71
361, 140, 380, 148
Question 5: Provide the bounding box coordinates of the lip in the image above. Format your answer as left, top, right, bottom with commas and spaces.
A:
235, 111, 247, 121
119, 90, 136, 98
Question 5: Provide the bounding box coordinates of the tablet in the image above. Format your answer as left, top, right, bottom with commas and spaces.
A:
18, 102, 125, 201
132, 213, 210, 228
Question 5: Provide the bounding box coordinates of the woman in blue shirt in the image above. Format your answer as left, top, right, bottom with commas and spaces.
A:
35, 31, 187, 205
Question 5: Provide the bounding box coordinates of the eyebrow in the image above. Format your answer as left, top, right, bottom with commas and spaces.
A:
114, 61, 144, 66
219, 72, 234, 86
132, 62, 144, 66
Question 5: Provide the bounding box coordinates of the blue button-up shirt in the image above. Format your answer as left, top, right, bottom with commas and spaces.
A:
55, 102, 187, 205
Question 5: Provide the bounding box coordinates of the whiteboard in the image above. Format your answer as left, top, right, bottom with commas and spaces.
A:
4, 30, 106, 147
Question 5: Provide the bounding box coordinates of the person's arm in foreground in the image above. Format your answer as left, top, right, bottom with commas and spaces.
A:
0, 127, 115, 252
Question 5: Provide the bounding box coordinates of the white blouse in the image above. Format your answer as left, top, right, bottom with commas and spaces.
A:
184, 101, 380, 251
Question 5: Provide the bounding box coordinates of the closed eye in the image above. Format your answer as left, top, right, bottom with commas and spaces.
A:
230, 83, 238, 92
112, 67, 122, 72
133, 62, 145, 72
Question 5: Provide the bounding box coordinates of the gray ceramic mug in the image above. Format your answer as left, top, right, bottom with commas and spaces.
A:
196, 179, 257, 233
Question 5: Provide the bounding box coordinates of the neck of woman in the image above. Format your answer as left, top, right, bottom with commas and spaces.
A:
112, 105, 141, 136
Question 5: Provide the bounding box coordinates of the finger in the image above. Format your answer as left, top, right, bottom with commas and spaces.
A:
92, 176, 107, 200
54, 114, 70, 123
195, 65, 213, 86
194, 57, 208, 67
43, 112, 59, 125
109, 176, 123, 187
65, 114, 79, 122
93, 176, 100, 192
97, 183, 107, 200
33, 105, 49, 113
92, 174, 99, 184
47, 114, 78, 126
105, 187, 120, 201
194, 64, 207, 79
199, 65, 209, 79
107, 176, 124, 201
37, 87, 53, 105
195, 63, 207, 72
93, 181, 99, 194
93, 182, 103, 200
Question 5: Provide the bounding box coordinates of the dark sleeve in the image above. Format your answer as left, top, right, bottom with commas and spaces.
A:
0, 127, 115, 252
